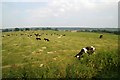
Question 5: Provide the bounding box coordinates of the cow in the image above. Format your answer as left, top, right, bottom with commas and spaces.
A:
30, 35, 32, 37
75, 46, 95, 60
7, 34, 10, 36
21, 34, 24, 35
34, 33, 39, 37
36, 38, 41, 40
62, 34, 66, 36
2, 35, 4, 37
99, 34, 103, 39
44, 38, 50, 41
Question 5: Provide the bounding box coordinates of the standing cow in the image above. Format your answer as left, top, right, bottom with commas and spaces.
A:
36, 37, 41, 40
99, 34, 103, 39
44, 38, 50, 41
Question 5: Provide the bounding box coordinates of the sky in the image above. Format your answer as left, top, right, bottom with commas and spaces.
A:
1, 0, 119, 29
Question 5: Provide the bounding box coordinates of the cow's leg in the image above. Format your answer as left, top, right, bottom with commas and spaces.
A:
75, 53, 79, 57
75, 52, 84, 60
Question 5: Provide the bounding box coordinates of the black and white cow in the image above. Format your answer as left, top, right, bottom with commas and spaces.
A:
36, 37, 41, 40
75, 46, 95, 60
34, 33, 39, 37
99, 34, 103, 39
44, 38, 50, 41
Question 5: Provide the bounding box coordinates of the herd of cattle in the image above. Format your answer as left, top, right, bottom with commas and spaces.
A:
2, 31, 104, 60
2, 32, 66, 42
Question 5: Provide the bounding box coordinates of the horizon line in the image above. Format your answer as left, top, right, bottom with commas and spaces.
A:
1, 26, 118, 29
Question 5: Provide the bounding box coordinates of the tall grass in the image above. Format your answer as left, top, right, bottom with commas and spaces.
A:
66, 50, 118, 78
2, 50, 118, 78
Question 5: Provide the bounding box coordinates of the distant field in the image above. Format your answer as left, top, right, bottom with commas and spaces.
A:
2, 30, 118, 78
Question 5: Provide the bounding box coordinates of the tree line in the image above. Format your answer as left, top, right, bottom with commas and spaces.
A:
2, 27, 120, 35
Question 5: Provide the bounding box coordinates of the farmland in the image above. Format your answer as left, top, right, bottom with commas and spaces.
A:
2, 30, 118, 78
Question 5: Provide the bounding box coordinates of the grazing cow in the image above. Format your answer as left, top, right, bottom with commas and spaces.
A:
44, 38, 50, 41
62, 34, 66, 36
34, 33, 39, 37
21, 34, 24, 35
2, 35, 5, 37
36, 38, 41, 40
30, 35, 32, 37
75, 46, 95, 60
99, 34, 103, 39
7, 34, 10, 36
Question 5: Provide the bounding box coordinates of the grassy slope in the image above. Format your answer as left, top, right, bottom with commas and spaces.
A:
2, 30, 118, 78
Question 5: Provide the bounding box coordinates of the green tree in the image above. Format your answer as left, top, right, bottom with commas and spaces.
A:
54, 28, 58, 31
14, 28, 19, 31
25, 28, 30, 31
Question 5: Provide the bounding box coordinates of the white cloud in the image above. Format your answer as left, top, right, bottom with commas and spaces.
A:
2, 0, 49, 2
2, 0, 118, 28
2, 0, 119, 2
25, 0, 118, 19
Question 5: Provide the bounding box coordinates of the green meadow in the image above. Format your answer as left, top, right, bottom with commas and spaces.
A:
2, 30, 118, 78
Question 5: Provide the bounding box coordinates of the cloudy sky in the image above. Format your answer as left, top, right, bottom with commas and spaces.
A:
1, 0, 119, 29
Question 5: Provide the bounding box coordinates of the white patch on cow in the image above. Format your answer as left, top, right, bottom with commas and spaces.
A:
83, 48, 87, 53
91, 46, 95, 51
77, 55, 79, 58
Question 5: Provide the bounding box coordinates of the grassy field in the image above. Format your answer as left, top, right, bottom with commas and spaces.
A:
2, 30, 118, 78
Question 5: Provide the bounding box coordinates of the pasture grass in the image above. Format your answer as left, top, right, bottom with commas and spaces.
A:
2, 30, 118, 78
